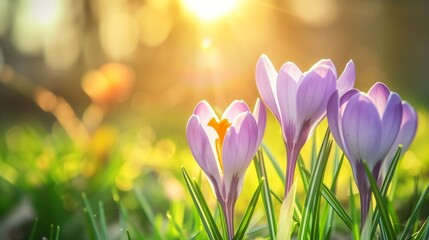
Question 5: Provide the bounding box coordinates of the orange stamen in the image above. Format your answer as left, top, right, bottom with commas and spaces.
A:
208, 118, 231, 171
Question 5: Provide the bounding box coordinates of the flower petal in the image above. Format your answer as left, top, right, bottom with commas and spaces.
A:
367, 82, 390, 117
256, 54, 281, 121
341, 94, 382, 167
311, 59, 337, 79
327, 91, 347, 154
253, 98, 267, 147
337, 60, 356, 96
296, 65, 336, 125
378, 92, 403, 159
383, 101, 418, 173
222, 100, 250, 123
276, 62, 301, 141
186, 115, 221, 183
222, 112, 258, 196
193, 100, 218, 124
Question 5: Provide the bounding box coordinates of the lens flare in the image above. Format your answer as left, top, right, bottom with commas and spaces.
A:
182, 0, 239, 22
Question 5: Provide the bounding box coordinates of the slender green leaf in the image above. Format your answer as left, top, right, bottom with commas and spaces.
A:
83, 208, 97, 240
253, 149, 277, 239
350, 180, 360, 240
134, 188, 162, 239
166, 211, 187, 239
300, 167, 352, 230
262, 143, 285, 184
126, 229, 132, 240
298, 128, 332, 240
182, 167, 222, 240
29, 218, 38, 240
82, 193, 101, 240
49, 224, 54, 240
297, 156, 309, 192
276, 180, 297, 240
414, 216, 429, 240
400, 185, 429, 240
234, 179, 264, 240
216, 201, 228, 239
55, 226, 60, 240
99, 202, 108, 240
363, 162, 396, 240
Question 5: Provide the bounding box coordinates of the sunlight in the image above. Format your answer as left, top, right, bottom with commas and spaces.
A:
182, 0, 239, 22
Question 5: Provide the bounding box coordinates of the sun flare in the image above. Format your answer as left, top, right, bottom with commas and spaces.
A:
182, 0, 239, 22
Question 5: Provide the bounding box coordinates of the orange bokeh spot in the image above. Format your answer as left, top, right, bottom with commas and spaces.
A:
82, 63, 135, 105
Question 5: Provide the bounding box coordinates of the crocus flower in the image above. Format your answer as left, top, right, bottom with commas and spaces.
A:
186, 99, 266, 240
256, 54, 355, 196
327, 82, 417, 226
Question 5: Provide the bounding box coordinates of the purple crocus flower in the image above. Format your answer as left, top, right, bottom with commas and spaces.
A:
327, 82, 417, 226
186, 99, 266, 240
256, 54, 355, 196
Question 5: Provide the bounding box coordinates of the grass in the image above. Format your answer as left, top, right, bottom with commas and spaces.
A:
0, 111, 429, 239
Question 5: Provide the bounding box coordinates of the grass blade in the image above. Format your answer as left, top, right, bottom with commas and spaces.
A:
363, 162, 396, 240
134, 188, 162, 239
234, 179, 264, 240
82, 193, 101, 240
29, 218, 38, 240
99, 202, 108, 240
55, 225, 60, 240
350, 180, 360, 240
371, 146, 402, 238
262, 143, 285, 184
414, 216, 429, 240
399, 185, 429, 240
298, 128, 332, 240
181, 167, 222, 240
253, 149, 277, 239
300, 166, 352, 230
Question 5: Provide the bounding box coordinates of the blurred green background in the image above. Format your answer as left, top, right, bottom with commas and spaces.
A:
0, 0, 428, 239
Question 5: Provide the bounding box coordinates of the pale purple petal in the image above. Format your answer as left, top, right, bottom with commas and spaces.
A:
276, 63, 300, 141
383, 102, 418, 174
256, 55, 281, 121
296, 65, 336, 125
222, 112, 258, 197
193, 100, 218, 124
368, 82, 390, 117
341, 94, 382, 167
327, 91, 347, 155
253, 98, 267, 147
186, 116, 221, 182
337, 60, 356, 96
311, 59, 337, 79
222, 100, 250, 123
378, 92, 403, 160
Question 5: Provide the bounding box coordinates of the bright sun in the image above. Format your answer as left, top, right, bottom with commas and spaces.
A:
182, 0, 239, 22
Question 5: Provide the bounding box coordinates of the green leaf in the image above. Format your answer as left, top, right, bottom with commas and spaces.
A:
350, 180, 360, 240
253, 149, 277, 239
400, 185, 429, 240
166, 211, 187, 240
181, 167, 223, 240
262, 143, 285, 184
371, 146, 402, 238
234, 179, 264, 240
29, 217, 38, 240
126, 229, 132, 240
134, 188, 162, 239
82, 193, 101, 240
55, 225, 60, 240
99, 202, 108, 240
298, 128, 332, 240
414, 216, 429, 240
363, 162, 396, 240
300, 167, 352, 230
276, 180, 297, 240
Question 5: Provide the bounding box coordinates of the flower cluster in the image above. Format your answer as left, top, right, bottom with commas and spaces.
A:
186, 54, 418, 238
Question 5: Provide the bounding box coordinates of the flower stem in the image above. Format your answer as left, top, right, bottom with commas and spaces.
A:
221, 201, 235, 240
285, 146, 299, 198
